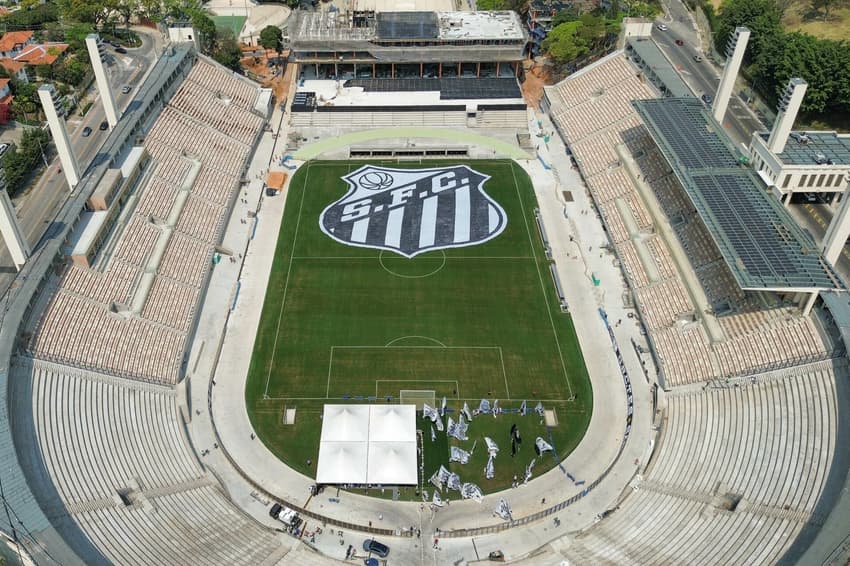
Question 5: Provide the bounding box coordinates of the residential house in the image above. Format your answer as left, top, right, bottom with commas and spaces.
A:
0, 58, 28, 83
0, 30, 34, 59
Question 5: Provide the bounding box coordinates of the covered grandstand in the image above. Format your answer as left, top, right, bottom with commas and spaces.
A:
634, 97, 842, 293
543, 48, 850, 563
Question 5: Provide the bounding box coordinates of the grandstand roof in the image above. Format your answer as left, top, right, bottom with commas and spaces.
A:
757, 130, 850, 166
626, 39, 692, 98
634, 97, 844, 292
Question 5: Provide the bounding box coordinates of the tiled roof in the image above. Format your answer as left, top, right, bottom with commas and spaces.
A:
14, 43, 69, 66
0, 30, 33, 52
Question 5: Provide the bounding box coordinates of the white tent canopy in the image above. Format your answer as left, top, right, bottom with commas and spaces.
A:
367, 441, 418, 485
368, 405, 416, 442
316, 404, 417, 485
319, 404, 370, 442
316, 441, 368, 484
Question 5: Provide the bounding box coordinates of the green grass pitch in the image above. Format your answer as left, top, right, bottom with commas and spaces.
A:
245, 160, 593, 495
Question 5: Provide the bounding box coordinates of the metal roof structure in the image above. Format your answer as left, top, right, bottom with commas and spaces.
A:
757, 130, 850, 166
634, 97, 844, 292
626, 39, 693, 98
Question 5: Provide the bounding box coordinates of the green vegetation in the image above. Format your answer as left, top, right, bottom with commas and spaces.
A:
715, 0, 850, 124
542, 4, 659, 64
245, 160, 593, 496
4, 128, 51, 196
259, 24, 283, 55
0, 2, 58, 27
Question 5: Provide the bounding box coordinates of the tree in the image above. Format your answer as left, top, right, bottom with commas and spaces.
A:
11, 80, 39, 122
3, 128, 51, 195
55, 0, 116, 26
191, 9, 218, 54
114, 0, 136, 28
55, 57, 89, 87
552, 8, 580, 27
542, 20, 589, 62
259, 25, 282, 55
715, 0, 783, 65
212, 29, 243, 71
576, 14, 606, 49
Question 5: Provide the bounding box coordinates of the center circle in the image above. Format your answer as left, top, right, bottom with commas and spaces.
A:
378, 250, 446, 278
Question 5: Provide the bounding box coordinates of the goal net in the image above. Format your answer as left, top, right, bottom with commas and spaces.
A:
398, 390, 436, 410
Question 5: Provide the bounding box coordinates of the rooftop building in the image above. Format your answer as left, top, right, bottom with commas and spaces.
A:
289, 10, 527, 77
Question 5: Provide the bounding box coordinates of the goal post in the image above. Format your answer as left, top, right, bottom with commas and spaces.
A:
399, 390, 436, 410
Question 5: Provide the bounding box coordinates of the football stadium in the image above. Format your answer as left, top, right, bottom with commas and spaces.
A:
0, 4, 848, 566
245, 159, 592, 491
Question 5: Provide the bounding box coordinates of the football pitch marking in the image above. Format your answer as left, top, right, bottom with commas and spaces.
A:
261, 162, 577, 402
384, 336, 448, 347
378, 249, 446, 279
263, 164, 311, 399
326, 345, 509, 399
510, 163, 575, 399
377, 380, 459, 399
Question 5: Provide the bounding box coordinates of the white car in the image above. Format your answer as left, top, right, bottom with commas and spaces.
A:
656, 23, 668, 31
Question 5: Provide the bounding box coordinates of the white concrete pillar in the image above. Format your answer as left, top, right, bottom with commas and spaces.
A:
802, 291, 819, 316
85, 34, 119, 128
767, 78, 807, 155
38, 84, 81, 189
712, 26, 750, 124
822, 187, 850, 265
0, 189, 30, 270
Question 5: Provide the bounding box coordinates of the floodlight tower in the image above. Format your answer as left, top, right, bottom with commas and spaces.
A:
712, 26, 750, 124
767, 78, 808, 154
822, 180, 850, 265
0, 189, 30, 270
38, 84, 81, 189
85, 34, 119, 128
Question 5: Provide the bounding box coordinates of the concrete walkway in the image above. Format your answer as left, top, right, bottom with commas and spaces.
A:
292, 127, 532, 160
183, 104, 661, 564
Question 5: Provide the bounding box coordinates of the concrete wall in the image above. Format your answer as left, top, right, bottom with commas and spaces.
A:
291, 108, 527, 129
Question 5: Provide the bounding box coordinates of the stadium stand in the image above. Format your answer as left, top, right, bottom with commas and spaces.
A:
561, 359, 847, 565
547, 53, 833, 386
12, 359, 289, 565
23, 56, 261, 385
5, 54, 292, 565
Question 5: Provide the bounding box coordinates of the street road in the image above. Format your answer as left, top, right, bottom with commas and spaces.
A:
0, 29, 161, 293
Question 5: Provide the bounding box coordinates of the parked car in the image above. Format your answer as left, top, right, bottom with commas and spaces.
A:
701, 93, 713, 104
656, 23, 668, 31
269, 503, 303, 531
109, 40, 121, 47
99, 120, 109, 131
81, 126, 92, 137
363, 539, 390, 558
675, 39, 684, 46
121, 85, 132, 94
693, 54, 704, 62
115, 46, 127, 54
